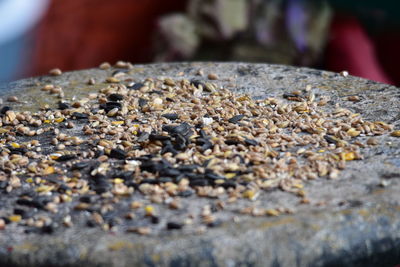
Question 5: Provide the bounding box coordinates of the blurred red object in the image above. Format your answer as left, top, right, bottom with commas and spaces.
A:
326, 15, 394, 85
30, 0, 185, 77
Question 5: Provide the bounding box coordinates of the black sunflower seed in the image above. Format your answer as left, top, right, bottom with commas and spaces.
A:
190, 179, 209, 187
228, 114, 245, 124
79, 195, 96, 203
190, 79, 205, 88
58, 101, 70, 110
138, 98, 148, 107
151, 216, 160, 224
149, 90, 163, 95
128, 82, 144, 90
283, 93, 298, 99
220, 181, 237, 189
324, 135, 338, 144
207, 220, 222, 228
56, 154, 76, 161
72, 112, 88, 120
167, 222, 183, 230
100, 101, 122, 112
178, 190, 194, 197
109, 148, 127, 159
162, 113, 179, 120
71, 161, 90, 170
225, 139, 240, 145
244, 139, 258, 146
107, 93, 124, 101
0, 106, 11, 114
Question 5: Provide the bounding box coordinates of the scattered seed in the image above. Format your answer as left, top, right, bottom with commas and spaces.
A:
207, 73, 219, 80
166, 222, 183, 230
347, 96, 360, 102
99, 62, 111, 69
0, 70, 394, 236
162, 113, 179, 120
391, 130, 400, 137
109, 148, 127, 159
367, 138, 378, 146
228, 114, 245, 124
7, 96, 18, 102
49, 68, 62, 76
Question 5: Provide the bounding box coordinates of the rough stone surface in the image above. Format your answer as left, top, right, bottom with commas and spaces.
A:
0, 62, 400, 267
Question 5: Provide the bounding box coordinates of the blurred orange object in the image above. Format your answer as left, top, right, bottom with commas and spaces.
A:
30, 0, 185, 77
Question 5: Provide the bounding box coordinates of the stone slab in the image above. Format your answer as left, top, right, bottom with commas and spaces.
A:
0, 63, 399, 266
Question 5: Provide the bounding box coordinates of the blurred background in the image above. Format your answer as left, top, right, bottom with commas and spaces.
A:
1, 0, 399, 85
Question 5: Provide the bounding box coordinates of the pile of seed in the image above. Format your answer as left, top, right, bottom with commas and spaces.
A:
0, 63, 399, 234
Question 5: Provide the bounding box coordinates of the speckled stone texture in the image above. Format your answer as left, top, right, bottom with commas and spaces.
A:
0, 63, 400, 267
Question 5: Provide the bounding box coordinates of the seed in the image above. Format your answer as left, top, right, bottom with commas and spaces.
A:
166, 222, 183, 230
108, 94, 124, 101
164, 78, 175, 86
109, 148, 126, 159
72, 112, 88, 120
87, 78, 96, 85
162, 113, 179, 120
130, 201, 142, 209
169, 199, 181, 209
41, 84, 54, 91
390, 130, 400, 137
339, 152, 356, 161
9, 215, 22, 222
115, 61, 129, 68
128, 83, 144, 90
7, 96, 18, 102
347, 128, 361, 137
127, 227, 151, 235
207, 73, 219, 80
49, 68, 62, 76
144, 205, 154, 216
340, 70, 349, 77
106, 77, 120, 83
107, 108, 119, 117
152, 97, 163, 106
347, 96, 360, 102
56, 154, 76, 162
6, 110, 16, 121
366, 138, 378, 145
99, 62, 111, 69
228, 114, 245, 124
265, 209, 280, 216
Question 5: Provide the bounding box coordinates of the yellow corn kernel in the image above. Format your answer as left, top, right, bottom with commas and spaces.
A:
144, 205, 154, 216
9, 215, 22, 222
54, 117, 64, 123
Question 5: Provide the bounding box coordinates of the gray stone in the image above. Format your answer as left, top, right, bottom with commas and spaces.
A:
0, 63, 399, 266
